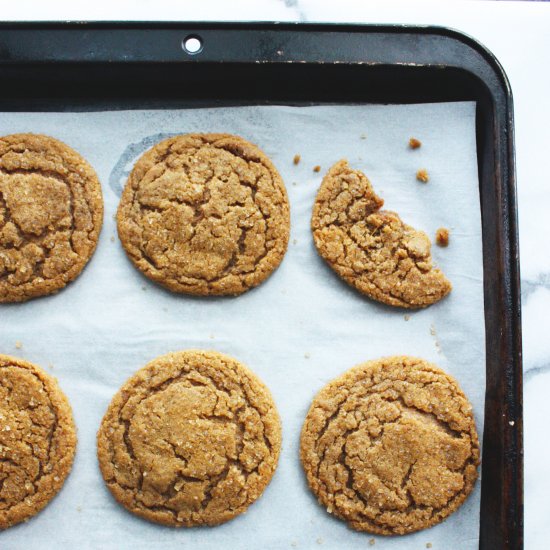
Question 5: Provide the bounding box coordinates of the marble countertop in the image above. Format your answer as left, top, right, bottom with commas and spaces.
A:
2, 1, 549, 547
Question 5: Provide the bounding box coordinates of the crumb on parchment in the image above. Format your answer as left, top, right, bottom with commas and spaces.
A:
313, 165, 321, 173
426, 544, 433, 549
416, 169, 429, 183
409, 137, 422, 149
110, 235, 115, 242
369, 539, 375, 546
436, 227, 450, 247
293, 154, 301, 165
404, 314, 410, 321
15, 341, 22, 349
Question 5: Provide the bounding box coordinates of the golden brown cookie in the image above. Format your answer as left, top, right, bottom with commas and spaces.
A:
0, 355, 77, 529
300, 356, 479, 535
117, 134, 290, 296
311, 160, 451, 308
97, 350, 282, 527
0, 134, 103, 303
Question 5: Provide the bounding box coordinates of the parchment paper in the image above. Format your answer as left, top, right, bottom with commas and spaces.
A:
0, 102, 484, 550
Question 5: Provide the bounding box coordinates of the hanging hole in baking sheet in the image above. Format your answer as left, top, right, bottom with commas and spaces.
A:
182, 35, 203, 55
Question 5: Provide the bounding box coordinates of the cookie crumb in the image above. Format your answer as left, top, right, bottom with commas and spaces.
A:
409, 137, 422, 149
48, 364, 54, 370
404, 314, 410, 321
436, 227, 450, 247
293, 154, 301, 165
77, 506, 82, 512
15, 341, 22, 349
430, 324, 436, 336
509, 420, 515, 426
291, 543, 298, 548
416, 169, 429, 183
304, 353, 311, 359
426, 544, 433, 549
141, 285, 147, 291
313, 165, 321, 173
369, 539, 376, 546
316, 538, 323, 545
292, 239, 297, 245
292, 182, 297, 186
110, 235, 115, 242
360, 134, 367, 140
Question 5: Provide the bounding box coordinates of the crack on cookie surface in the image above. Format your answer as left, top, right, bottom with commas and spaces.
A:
117, 134, 290, 296
311, 160, 451, 308
300, 356, 479, 535
0, 134, 103, 302
97, 350, 282, 527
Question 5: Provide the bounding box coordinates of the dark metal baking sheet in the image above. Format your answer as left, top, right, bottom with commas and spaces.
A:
0, 22, 522, 549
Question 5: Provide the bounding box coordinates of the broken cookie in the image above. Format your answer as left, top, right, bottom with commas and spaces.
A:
311, 160, 451, 308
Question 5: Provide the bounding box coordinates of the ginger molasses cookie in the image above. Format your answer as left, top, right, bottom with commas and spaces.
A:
0, 355, 77, 529
117, 134, 290, 296
300, 356, 479, 535
311, 160, 451, 308
97, 350, 281, 527
0, 134, 103, 303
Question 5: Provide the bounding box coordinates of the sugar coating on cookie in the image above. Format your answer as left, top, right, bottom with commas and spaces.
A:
0, 355, 76, 529
0, 134, 103, 302
300, 356, 479, 535
311, 160, 451, 308
117, 134, 290, 296
97, 350, 282, 527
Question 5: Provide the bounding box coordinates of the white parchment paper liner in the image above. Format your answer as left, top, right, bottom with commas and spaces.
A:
0, 102, 484, 549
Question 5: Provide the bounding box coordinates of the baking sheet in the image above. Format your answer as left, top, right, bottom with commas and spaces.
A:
0, 103, 485, 550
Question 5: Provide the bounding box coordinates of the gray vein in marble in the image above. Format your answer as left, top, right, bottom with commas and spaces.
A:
521, 273, 550, 299
524, 363, 550, 382
279, 0, 307, 21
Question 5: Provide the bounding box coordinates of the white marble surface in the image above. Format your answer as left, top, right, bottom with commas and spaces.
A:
2, 1, 549, 548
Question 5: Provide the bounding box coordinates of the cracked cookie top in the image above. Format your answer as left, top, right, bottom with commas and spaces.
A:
300, 356, 479, 535
0, 134, 103, 303
0, 354, 77, 529
97, 350, 282, 527
117, 134, 290, 296
311, 160, 451, 308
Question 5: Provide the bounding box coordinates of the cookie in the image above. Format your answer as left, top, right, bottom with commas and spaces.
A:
97, 350, 282, 527
0, 134, 103, 303
0, 355, 77, 529
300, 356, 479, 535
117, 134, 290, 296
311, 160, 451, 308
